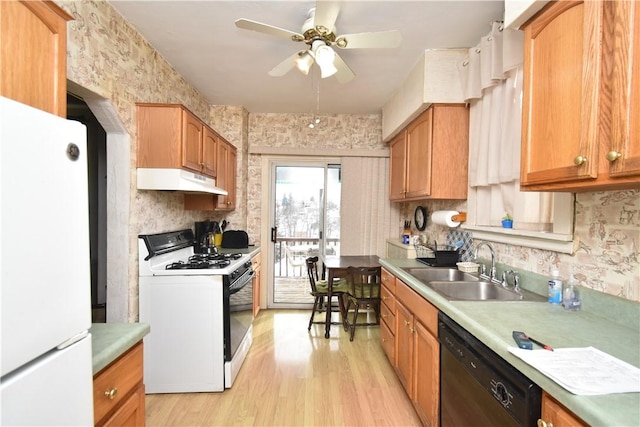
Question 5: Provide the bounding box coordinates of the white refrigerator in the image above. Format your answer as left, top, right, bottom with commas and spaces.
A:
0, 97, 94, 425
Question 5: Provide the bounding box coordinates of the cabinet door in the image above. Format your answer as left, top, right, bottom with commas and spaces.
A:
215, 140, 236, 211
202, 127, 218, 177
215, 140, 230, 209
252, 255, 262, 317
181, 111, 203, 172
413, 321, 439, 427
395, 300, 413, 396
227, 146, 237, 210
0, 1, 72, 117
539, 392, 587, 427
406, 109, 433, 199
521, 1, 603, 186
100, 384, 145, 427
389, 131, 407, 200
608, 0, 640, 179
380, 319, 396, 366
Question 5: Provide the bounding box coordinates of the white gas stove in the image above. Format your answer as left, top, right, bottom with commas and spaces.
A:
138, 229, 251, 276
138, 229, 254, 393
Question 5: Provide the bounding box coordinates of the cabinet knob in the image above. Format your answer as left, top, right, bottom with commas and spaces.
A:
404, 320, 410, 326
573, 155, 587, 166
537, 420, 552, 427
606, 151, 622, 162
104, 388, 118, 400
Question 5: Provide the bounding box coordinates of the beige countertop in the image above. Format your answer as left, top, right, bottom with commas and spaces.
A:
90, 323, 150, 375
380, 258, 640, 427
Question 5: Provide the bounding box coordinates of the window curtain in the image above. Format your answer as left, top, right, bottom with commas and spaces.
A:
458, 22, 552, 231
340, 157, 400, 256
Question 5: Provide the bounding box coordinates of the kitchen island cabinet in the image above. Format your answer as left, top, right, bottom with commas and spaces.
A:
389, 104, 469, 201
137, 103, 217, 178
520, 0, 640, 191
0, 0, 72, 117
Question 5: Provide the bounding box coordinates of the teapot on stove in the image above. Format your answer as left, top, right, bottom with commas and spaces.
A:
200, 232, 219, 255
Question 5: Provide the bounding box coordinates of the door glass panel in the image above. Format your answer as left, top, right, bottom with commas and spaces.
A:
271, 164, 341, 307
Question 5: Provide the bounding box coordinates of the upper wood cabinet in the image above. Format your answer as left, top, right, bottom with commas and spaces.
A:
137, 103, 217, 178
520, 0, 640, 191
389, 130, 408, 200
389, 104, 469, 201
183, 136, 237, 211
215, 138, 237, 211
0, 0, 72, 117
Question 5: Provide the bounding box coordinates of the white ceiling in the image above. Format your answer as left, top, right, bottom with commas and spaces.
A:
109, 1, 504, 114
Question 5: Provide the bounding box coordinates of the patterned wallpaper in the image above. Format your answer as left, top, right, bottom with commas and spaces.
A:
58, 1, 638, 323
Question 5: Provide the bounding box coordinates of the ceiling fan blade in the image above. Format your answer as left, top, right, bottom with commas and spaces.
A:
268, 51, 304, 77
335, 30, 402, 49
313, 1, 341, 33
235, 18, 303, 41
332, 51, 355, 84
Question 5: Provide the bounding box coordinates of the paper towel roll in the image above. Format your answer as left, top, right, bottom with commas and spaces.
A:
431, 210, 461, 228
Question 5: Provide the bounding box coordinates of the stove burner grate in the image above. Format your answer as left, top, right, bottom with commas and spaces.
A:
190, 253, 243, 262
165, 258, 232, 270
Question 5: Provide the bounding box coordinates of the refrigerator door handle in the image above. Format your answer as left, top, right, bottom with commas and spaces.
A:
56, 330, 89, 350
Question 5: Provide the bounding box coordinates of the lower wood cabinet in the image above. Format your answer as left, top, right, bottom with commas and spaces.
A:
252, 253, 262, 317
382, 268, 439, 427
380, 269, 397, 365
538, 392, 587, 427
93, 342, 145, 427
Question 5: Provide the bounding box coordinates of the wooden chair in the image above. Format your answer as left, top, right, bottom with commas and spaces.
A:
306, 256, 349, 331
345, 266, 382, 341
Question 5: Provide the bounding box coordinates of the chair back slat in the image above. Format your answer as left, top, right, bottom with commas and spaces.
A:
347, 266, 382, 299
306, 256, 320, 292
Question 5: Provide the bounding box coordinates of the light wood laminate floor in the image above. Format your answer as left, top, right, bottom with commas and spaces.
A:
145, 309, 421, 426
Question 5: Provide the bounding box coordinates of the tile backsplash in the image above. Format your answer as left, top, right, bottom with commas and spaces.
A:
404, 190, 640, 302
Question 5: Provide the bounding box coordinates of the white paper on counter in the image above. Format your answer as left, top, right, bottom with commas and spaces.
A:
507, 346, 640, 395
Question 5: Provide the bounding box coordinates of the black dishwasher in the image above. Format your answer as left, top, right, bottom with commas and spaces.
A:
438, 313, 541, 427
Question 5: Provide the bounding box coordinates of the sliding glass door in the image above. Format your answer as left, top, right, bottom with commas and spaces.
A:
269, 162, 341, 308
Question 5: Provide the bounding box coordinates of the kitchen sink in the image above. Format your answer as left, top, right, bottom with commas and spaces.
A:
426, 281, 547, 302
402, 267, 478, 283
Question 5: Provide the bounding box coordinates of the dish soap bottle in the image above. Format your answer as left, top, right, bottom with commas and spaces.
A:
562, 277, 581, 311
548, 269, 563, 305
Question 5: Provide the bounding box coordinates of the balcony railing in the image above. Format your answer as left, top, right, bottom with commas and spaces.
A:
274, 237, 339, 278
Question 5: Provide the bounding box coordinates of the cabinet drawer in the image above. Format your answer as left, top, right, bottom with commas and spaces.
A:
381, 284, 396, 313
396, 280, 438, 336
380, 298, 396, 333
381, 268, 396, 293
380, 319, 396, 366
94, 342, 144, 425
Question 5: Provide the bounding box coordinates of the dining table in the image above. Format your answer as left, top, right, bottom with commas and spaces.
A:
320, 255, 381, 339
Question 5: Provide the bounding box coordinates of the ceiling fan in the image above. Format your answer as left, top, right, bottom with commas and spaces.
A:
235, 1, 402, 84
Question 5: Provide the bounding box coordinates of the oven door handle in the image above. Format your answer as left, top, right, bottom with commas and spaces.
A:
229, 270, 254, 295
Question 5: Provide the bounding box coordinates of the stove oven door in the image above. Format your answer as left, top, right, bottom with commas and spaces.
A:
224, 269, 254, 361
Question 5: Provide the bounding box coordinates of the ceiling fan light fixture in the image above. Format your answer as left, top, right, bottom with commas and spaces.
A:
295, 51, 314, 75
312, 41, 337, 78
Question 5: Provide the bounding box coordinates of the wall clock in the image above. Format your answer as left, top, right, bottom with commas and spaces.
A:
414, 206, 427, 231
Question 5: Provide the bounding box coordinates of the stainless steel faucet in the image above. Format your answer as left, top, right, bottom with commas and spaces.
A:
474, 242, 497, 282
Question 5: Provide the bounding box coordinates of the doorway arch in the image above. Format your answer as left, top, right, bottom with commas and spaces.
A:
67, 81, 131, 322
